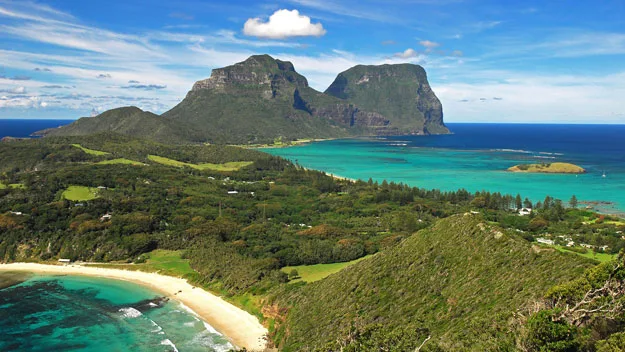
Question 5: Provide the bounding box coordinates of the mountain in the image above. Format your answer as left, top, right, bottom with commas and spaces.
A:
274, 214, 590, 351
37, 106, 190, 144
326, 64, 449, 135
37, 55, 448, 144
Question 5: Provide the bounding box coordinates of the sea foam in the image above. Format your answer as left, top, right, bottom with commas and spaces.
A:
160, 339, 179, 352
119, 307, 142, 318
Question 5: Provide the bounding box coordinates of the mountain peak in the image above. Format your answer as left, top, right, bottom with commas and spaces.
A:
192, 54, 307, 92
325, 63, 448, 134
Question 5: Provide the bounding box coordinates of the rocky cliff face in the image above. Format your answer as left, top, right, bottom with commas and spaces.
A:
38, 55, 448, 144
189, 55, 308, 99
325, 64, 449, 135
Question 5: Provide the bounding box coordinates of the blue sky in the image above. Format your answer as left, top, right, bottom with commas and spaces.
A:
0, 0, 624, 123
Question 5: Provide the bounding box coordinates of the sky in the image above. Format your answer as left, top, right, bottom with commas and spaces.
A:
0, 0, 624, 123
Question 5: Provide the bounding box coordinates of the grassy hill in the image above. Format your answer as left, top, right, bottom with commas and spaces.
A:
508, 162, 586, 174
274, 214, 591, 351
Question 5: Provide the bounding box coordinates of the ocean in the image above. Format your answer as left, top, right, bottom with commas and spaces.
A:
264, 123, 625, 214
0, 273, 233, 352
0, 119, 74, 139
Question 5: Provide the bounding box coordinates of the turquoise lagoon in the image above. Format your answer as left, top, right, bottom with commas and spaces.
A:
0, 274, 233, 352
264, 124, 625, 214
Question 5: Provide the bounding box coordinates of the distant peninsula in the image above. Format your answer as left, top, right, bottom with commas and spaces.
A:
507, 162, 586, 174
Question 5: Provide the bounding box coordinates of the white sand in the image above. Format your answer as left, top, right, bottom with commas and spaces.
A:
0, 263, 268, 351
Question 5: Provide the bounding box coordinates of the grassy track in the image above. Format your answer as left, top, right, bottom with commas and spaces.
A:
282, 255, 373, 283
62, 185, 99, 201
0, 183, 25, 190
148, 155, 252, 171
554, 245, 617, 263
97, 158, 145, 166
71, 143, 110, 156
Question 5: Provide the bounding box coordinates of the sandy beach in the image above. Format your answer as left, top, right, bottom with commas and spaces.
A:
0, 263, 268, 351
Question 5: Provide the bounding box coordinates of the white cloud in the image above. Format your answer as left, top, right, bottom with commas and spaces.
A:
434, 71, 625, 124
394, 48, 419, 58
243, 9, 326, 39
419, 40, 440, 49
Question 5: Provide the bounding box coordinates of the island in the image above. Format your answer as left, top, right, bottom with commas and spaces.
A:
507, 162, 586, 174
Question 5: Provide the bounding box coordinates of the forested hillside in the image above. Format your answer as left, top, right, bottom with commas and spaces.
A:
1, 134, 624, 351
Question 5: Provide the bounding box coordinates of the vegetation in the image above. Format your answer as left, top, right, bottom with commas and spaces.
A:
508, 162, 586, 174
271, 214, 592, 351
71, 143, 110, 156
281, 255, 373, 283
1, 133, 624, 351
553, 245, 618, 263
61, 185, 99, 201
37, 55, 448, 144
97, 158, 144, 166
325, 63, 448, 134
147, 155, 252, 171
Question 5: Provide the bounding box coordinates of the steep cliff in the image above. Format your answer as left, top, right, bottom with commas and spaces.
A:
325, 64, 449, 135
38, 55, 448, 144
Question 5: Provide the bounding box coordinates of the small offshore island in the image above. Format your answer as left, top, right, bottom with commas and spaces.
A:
507, 162, 586, 174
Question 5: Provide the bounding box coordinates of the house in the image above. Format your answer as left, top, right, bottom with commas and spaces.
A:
9, 211, 23, 216
518, 208, 532, 216
536, 237, 554, 245
58, 258, 71, 264
100, 213, 112, 221
74, 203, 85, 207
580, 243, 594, 249
599, 245, 609, 251
207, 176, 215, 180
227, 191, 239, 195
97, 186, 107, 190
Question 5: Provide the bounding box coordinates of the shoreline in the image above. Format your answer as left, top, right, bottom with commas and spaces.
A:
0, 263, 268, 351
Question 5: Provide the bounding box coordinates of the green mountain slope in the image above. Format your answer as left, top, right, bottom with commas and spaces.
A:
162, 55, 352, 144
36, 55, 448, 144
276, 214, 591, 351
325, 64, 449, 135
38, 107, 194, 144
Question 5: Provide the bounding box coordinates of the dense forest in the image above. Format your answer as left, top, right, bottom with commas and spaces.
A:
1, 134, 624, 351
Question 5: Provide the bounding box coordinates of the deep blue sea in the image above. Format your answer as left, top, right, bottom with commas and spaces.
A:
265, 123, 625, 214
0, 119, 74, 139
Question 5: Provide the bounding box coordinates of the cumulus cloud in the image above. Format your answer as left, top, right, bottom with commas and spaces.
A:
96, 73, 111, 79
243, 9, 326, 39
394, 48, 419, 58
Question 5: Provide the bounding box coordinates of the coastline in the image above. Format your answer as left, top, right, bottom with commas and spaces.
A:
0, 263, 268, 351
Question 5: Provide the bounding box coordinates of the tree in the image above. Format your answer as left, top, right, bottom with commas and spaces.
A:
569, 195, 578, 209
288, 269, 300, 280
524, 198, 533, 209
516, 194, 523, 210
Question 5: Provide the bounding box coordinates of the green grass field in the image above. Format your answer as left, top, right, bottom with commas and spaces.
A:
71, 144, 110, 156
62, 185, 99, 201
97, 158, 145, 166
148, 155, 252, 171
282, 255, 374, 283
0, 183, 26, 190
554, 245, 617, 263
